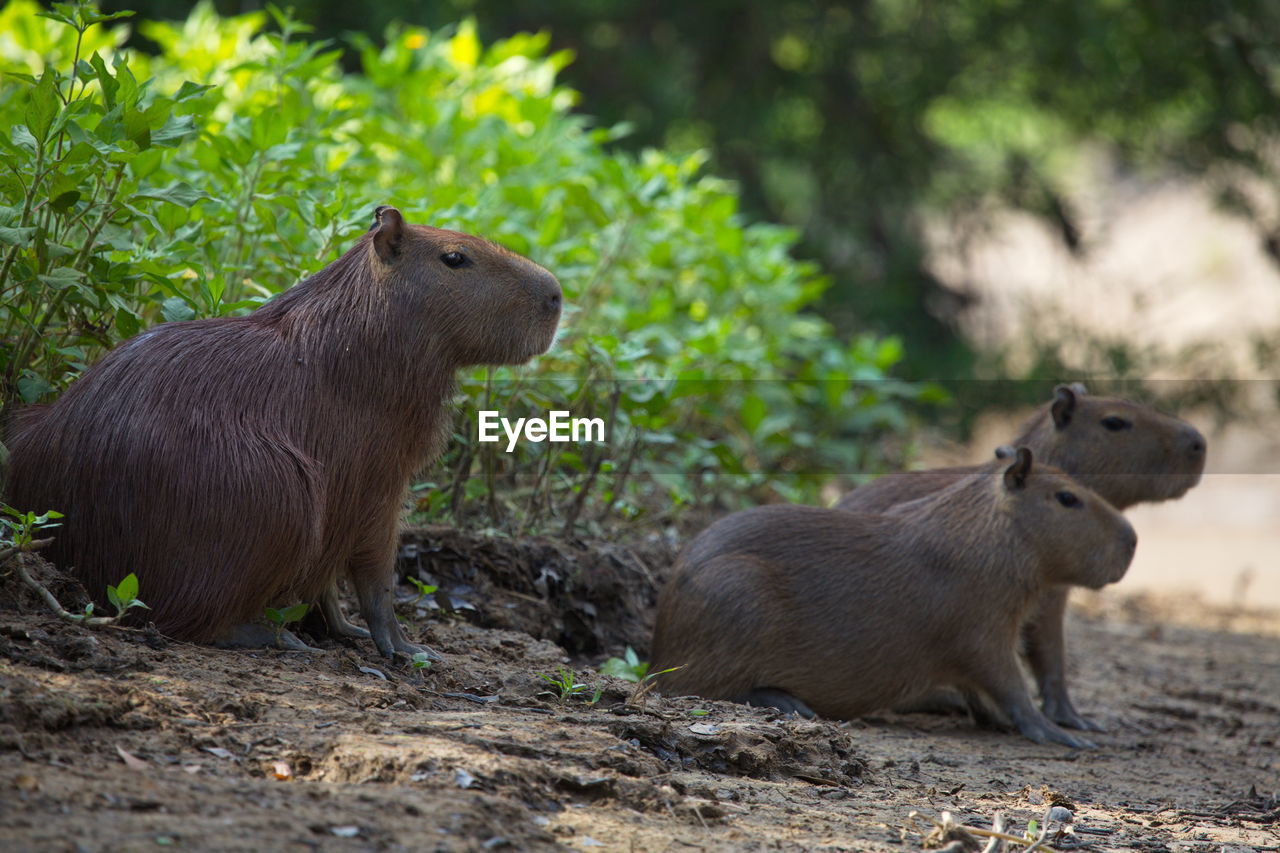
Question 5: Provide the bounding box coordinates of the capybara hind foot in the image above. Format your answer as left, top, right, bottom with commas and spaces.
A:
215, 623, 320, 652
316, 583, 372, 640
743, 688, 816, 718
1042, 692, 1106, 733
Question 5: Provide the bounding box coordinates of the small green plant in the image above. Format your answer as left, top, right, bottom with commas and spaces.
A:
538, 665, 599, 703
1, 503, 149, 628
688, 708, 710, 717
264, 602, 309, 646
406, 576, 438, 605
0, 505, 63, 549
411, 652, 433, 670
600, 646, 682, 685
105, 571, 148, 619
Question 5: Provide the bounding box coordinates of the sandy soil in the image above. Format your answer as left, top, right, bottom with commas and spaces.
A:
2, 531, 1278, 853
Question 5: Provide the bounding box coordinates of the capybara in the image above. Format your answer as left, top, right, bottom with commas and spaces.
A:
651, 448, 1137, 749
835, 384, 1205, 730
3, 206, 562, 657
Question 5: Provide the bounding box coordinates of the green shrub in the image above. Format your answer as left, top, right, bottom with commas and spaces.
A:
0, 1, 936, 530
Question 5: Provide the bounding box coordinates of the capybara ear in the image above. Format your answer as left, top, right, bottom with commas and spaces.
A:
1051, 384, 1078, 429
1003, 445, 1033, 491
1068, 381, 1089, 396
994, 444, 1016, 459
372, 205, 405, 262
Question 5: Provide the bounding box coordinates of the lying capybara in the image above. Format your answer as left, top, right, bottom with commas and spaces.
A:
652, 448, 1136, 748
4, 206, 561, 657
835, 384, 1205, 730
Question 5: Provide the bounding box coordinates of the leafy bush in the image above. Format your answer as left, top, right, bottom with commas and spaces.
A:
0, 1, 934, 531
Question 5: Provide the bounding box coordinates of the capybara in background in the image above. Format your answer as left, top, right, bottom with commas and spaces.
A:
835, 384, 1205, 730
652, 448, 1137, 749
4, 206, 562, 657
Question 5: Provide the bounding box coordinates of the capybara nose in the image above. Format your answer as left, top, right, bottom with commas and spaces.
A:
1120, 522, 1138, 559
531, 269, 562, 317
1183, 425, 1206, 458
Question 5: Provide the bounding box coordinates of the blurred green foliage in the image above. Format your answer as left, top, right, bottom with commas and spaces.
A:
0, 2, 930, 530
107, 0, 1280, 385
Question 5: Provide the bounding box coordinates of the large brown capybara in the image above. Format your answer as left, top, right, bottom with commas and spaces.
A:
835, 384, 1205, 730
4, 206, 562, 657
651, 448, 1137, 749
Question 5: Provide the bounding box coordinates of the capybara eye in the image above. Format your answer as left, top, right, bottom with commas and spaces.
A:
1056, 490, 1081, 508
441, 251, 466, 268
1101, 416, 1132, 432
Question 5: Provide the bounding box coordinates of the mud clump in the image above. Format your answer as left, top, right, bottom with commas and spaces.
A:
607, 716, 866, 784
397, 525, 673, 655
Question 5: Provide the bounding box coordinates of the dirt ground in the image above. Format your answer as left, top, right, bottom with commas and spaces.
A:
2, 528, 1278, 853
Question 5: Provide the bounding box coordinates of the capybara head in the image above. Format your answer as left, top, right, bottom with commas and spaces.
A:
999, 446, 1137, 589
369, 206, 562, 366
1014, 384, 1206, 510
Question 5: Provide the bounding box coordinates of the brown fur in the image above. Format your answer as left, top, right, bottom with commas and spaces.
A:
3, 206, 561, 657
652, 449, 1137, 748
835, 385, 1206, 729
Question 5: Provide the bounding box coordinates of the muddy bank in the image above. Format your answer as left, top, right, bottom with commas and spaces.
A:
1, 535, 1277, 852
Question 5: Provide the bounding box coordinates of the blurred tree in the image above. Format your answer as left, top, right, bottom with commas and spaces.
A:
105, 0, 1280, 380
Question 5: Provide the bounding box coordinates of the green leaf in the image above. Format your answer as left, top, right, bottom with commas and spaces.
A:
151, 114, 197, 148
135, 181, 209, 208
116, 573, 139, 603
90, 53, 118, 110
34, 7, 78, 30
38, 267, 84, 290
115, 308, 141, 338
279, 603, 309, 623
11, 125, 37, 151
16, 374, 55, 404
49, 189, 81, 213
81, 8, 134, 26
25, 68, 58, 142
172, 81, 214, 102
0, 226, 37, 247
161, 297, 196, 322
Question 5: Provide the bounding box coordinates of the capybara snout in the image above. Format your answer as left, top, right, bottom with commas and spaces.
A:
373, 209, 563, 367
1009, 463, 1138, 590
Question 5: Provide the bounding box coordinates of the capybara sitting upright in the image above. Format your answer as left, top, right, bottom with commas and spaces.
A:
4, 206, 562, 657
651, 448, 1137, 749
835, 384, 1205, 730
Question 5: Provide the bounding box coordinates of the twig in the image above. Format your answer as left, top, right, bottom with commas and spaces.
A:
981, 812, 1007, 853
915, 810, 1063, 853
3, 539, 121, 627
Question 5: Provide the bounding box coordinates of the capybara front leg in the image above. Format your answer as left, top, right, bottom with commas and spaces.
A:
1023, 585, 1104, 732
351, 563, 440, 660
978, 657, 1096, 749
